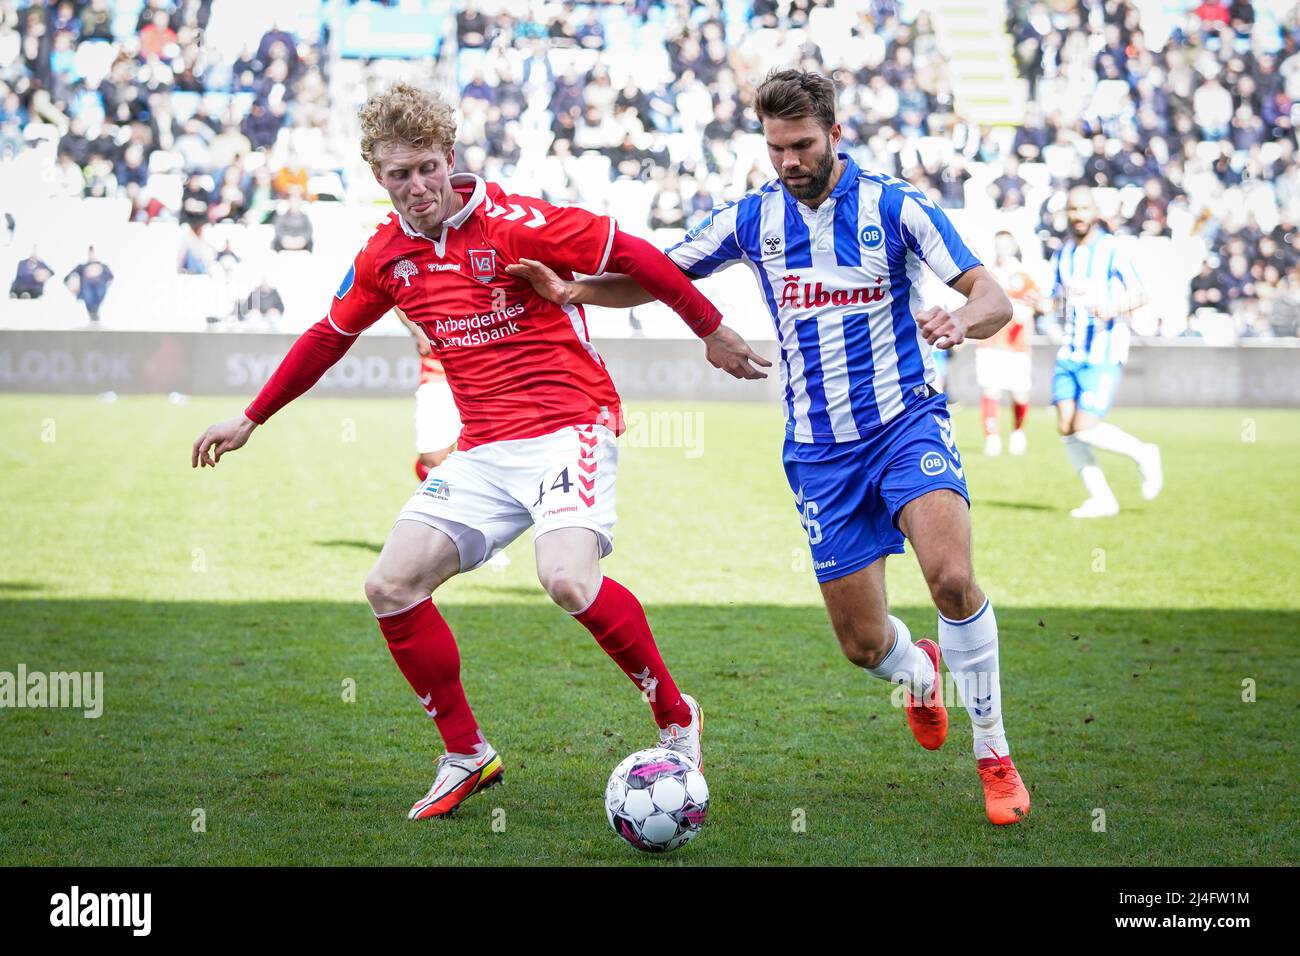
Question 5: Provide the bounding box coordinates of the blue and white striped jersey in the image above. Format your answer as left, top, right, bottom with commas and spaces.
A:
666, 154, 980, 444
1049, 231, 1142, 366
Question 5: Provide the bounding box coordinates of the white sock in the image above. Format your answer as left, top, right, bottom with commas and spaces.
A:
1063, 435, 1116, 501
937, 599, 1009, 759
866, 615, 935, 697
1074, 423, 1146, 463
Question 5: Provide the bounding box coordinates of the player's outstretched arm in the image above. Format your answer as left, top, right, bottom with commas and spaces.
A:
917, 265, 1013, 349
505, 259, 653, 308
507, 233, 771, 379
191, 317, 363, 469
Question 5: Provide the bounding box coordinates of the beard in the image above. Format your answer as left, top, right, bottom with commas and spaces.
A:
782, 143, 835, 200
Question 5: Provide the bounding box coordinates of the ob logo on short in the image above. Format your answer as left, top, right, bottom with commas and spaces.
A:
920, 451, 947, 476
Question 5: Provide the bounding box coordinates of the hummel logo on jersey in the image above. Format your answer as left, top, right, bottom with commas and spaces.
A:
469, 249, 496, 284
429, 263, 461, 272
762, 233, 783, 255
393, 258, 419, 286
484, 198, 547, 228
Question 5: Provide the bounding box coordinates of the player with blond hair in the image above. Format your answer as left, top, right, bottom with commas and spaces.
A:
192, 82, 767, 819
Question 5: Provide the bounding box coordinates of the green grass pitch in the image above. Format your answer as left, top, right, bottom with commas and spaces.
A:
0, 394, 1296, 865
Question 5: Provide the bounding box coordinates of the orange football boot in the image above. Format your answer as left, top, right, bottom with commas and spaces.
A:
904, 638, 948, 750
408, 746, 504, 820
977, 748, 1031, 825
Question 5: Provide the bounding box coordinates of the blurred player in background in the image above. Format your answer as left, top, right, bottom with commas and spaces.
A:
395, 307, 460, 478
512, 69, 1031, 826
193, 82, 768, 820
978, 231, 1041, 456
1052, 186, 1163, 518
397, 306, 510, 569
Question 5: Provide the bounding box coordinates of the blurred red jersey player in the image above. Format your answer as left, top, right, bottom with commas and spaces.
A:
977, 231, 1041, 457
394, 306, 460, 478
191, 82, 770, 819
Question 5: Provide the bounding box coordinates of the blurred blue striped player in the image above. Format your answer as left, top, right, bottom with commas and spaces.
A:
1051, 186, 1163, 518
508, 70, 1031, 825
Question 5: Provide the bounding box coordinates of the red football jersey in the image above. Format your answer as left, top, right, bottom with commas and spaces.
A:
331, 174, 622, 449
418, 353, 446, 385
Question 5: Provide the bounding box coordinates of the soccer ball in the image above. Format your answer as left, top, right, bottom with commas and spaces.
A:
604, 748, 709, 853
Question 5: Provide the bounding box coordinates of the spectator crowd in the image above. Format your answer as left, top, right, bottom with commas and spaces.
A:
1007, 0, 1300, 336
2, 0, 1298, 339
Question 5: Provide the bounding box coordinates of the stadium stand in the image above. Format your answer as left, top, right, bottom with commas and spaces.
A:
0, 0, 1296, 343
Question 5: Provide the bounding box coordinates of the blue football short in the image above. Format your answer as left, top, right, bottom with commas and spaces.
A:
1051, 358, 1123, 417
782, 392, 970, 583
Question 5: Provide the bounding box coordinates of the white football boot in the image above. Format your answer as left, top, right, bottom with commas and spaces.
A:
658, 694, 704, 769
984, 433, 1002, 457
408, 744, 504, 820
1070, 496, 1120, 519
1008, 429, 1027, 456
1138, 443, 1163, 500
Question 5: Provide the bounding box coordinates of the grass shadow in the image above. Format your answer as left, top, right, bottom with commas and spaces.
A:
313, 539, 384, 554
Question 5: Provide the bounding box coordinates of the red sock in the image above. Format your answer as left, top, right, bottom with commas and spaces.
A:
414, 458, 430, 481
1013, 401, 1029, 430
376, 598, 483, 755
574, 577, 690, 729
980, 395, 999, 437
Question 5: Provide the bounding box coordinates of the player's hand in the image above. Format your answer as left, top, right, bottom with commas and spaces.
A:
192, 415, 257, 468
704, 324, 772, 380
505, 258, 575, 306
413, 335, 432, 357
916, 306, 969, 350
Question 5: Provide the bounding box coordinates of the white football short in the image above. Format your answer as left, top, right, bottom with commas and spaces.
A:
975, 348, 1033, 394
415, 380, 462, 453
396, 423, 618, 571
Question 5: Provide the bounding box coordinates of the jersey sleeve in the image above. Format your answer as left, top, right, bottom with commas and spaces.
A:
495, 195, 617, 277
1049, 249, 1063, 299
1107, 244, 1143, 293
327, 242, 394, 335
900, 195, 981, 284
663, 201, 744, 278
